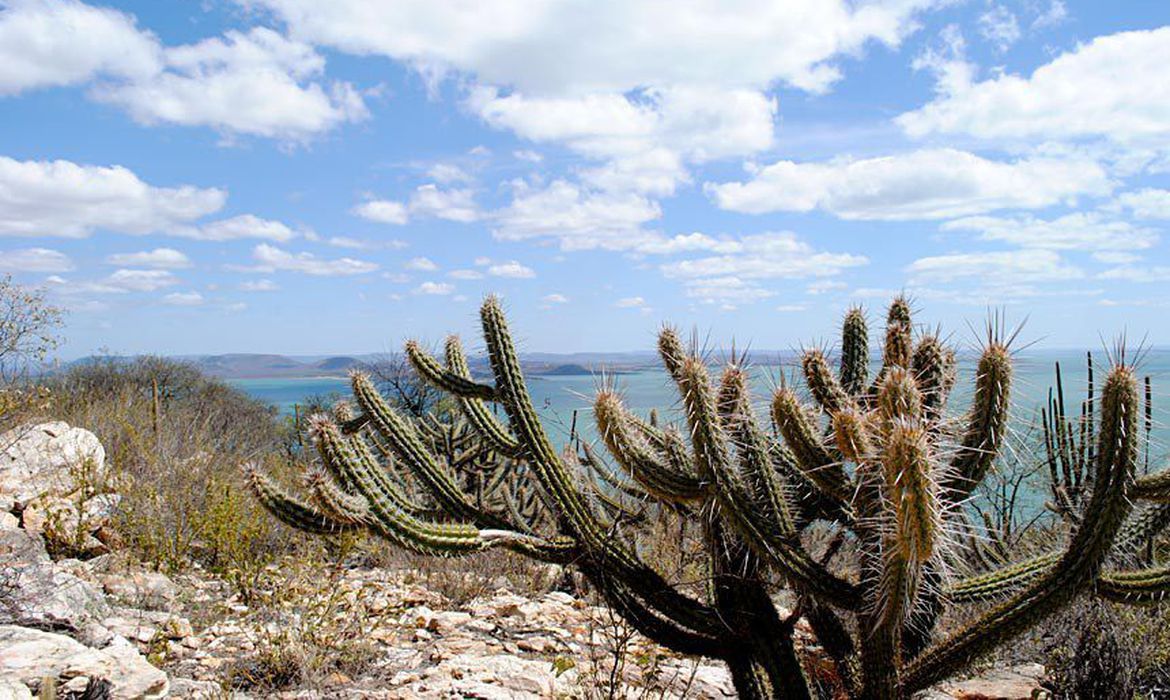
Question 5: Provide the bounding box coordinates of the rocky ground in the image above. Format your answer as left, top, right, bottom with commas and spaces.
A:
0, 421, 1050, 699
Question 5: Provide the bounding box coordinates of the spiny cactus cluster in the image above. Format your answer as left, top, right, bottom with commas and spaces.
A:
247, 296, 1170, 699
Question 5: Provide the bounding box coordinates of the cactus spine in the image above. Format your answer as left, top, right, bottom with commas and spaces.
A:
248, 295, 1170, 699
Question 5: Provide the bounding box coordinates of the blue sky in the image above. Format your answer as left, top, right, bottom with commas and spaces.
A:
0, 0, 1167, 358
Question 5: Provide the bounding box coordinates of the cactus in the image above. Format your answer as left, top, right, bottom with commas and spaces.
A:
247, 296, 1170, 699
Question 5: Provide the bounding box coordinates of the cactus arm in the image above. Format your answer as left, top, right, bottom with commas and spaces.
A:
404, 340, 498, 401
480, 297, 730, 637
947, 553, 1061, 603
594, 391, 709, 502
1133, 469, 1170, 501
677, 356, 862, 609
577, 441, 657, 501
243, 464, 363, 535
911, 335, 949, 414
771, 387, 852, 504
442, 336, 522, 455
802, 349, 853, 415
1096, 565, 1170, 604
943, 343, 1012, 502
905, 364, 1139, 694
303, 466, 371, 524
351, 371, 522, 531
840, 306, 869, 396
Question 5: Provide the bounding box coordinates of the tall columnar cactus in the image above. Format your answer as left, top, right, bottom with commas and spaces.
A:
247, 296, 1170, 699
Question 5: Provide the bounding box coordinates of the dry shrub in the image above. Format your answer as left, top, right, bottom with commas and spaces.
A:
39, 356, 305, 584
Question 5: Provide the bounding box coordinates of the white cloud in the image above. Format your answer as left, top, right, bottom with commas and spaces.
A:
494, 180, 662, 251
907, 249, 1082, 284
163, 291, 204, 306
352, 199, 408, 225
615, 296, 646, 308
514, 149, 543, 163
0, 247, 73, 272
414, 281, 454, 295
407, 185, 479, 222
0, 156, 225, 238
194, 214, 296, 242
977, 5, 1020, 52
541, 293, 568, 304
324, 235, 406, 250
448, 269, 483, 280
1115, 189, 1170, 219
425, 163, 471, 184
661, 231, 867, 281
352, 186, 480, 225
681, 276, 776, 304
239, 278, 278, 291
898, 27, 1170, 149
707, 149, 1112, 220
1096, 265, 1170, 283
1031, 1, 1067, 29
92, 27, 368, 140
244, 0, 935, 95
405, 256, 438, 271
942, 213, 1157, 252
105, 247, 191, 268
0, 0, 161, 95
45, 268, 179, 295
250, 243, 378, 276
487, 260, 535, 278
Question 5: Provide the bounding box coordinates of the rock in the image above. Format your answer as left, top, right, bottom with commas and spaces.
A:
0, 680, 32, 700
101, 570, 178, 609
0, 529, 112, 645
0, 422, 106, 507
934, 663, 1049, 700
0, 512, 17, 530
0, 625, 168, 699
392, 653, 560, 699
168, 677, 221, 698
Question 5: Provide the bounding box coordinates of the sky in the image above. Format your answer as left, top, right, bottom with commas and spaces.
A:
0, 0, 1167, 358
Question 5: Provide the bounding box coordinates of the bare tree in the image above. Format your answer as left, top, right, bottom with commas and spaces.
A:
0, 275, 64, 384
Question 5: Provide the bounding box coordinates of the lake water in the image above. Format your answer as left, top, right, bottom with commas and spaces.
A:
228, 349, 1170, 463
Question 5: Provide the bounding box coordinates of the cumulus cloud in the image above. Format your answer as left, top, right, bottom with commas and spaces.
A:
707, 149, 1112, 220
163, 291, 204, 306
659, 231, 867, 305
0, 0, 161, 95
407, 185, 479, 222
0, 156, 225, 238
942, 213, 1157, 252
907, 249, 1082, 284
487, 261, 535, 278
414, 281, 454, 295
92, 27, 368, 140
241, 0, 935, 95
105, 247, 191, 268
541, 293, 568, 304
193, 214, 297, 242
898, 27, 1170, 150
239, 278, 278, 292
0, 247, 73, 272
249, 243, 377, 275
615, 296, 646, 308
1114, 189, 1170, 219
405, 256, 438, 271
352, 200, 408, 225
493, 180, 662, 251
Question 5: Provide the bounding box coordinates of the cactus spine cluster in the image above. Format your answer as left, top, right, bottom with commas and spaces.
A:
247, 296, 1170, 699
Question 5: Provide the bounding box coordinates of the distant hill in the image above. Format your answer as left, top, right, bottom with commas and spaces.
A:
66, 348, 804, 380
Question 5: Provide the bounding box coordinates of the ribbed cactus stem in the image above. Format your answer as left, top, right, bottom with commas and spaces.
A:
911, 335, 948, 414
772, 387, 850, 502
657, 326, 687, 382
840, 307, 869, 396
905, 363, 1138, 693
877, 367, 922, 436
803, 348, 852, 414
443, 335, 522, 455
879, 420, 938, 624
405, 340, 497, 400
945, 343, 1011, 500
594, 391, 707, 502
244, 463, 362, 535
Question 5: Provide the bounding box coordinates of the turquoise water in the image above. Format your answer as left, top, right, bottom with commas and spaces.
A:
228, 349, 1170, 459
